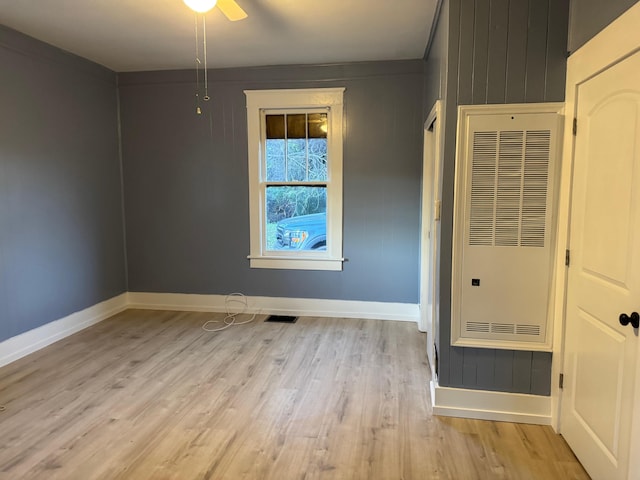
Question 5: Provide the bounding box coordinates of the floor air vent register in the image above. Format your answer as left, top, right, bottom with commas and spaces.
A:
265, 315, 298, 323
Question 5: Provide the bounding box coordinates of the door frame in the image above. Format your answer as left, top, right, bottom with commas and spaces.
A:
420, 100, 443, 378
552, 2, 640, 449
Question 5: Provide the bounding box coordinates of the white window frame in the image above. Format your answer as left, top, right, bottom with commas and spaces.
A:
245, 88, 345, 271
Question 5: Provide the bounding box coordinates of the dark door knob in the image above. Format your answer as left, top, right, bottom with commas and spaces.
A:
619, 312, 640, 329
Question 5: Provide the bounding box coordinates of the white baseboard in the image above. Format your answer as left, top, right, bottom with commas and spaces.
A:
0, 293, 129, 369
430, 380, 552, 425
0, 292, 418, 369
127, 292, 420, 323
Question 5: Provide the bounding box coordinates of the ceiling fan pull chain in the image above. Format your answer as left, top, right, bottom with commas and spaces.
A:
203, 15, 210, 102
194, 13, 202, 114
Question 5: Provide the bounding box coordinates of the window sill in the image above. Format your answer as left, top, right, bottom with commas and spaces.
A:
248, 255, 344, 271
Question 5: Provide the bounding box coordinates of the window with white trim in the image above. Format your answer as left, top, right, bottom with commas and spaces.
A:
245, 88, 345, 271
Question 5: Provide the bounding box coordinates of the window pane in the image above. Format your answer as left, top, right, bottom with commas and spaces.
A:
265, 186, 327, 251
265, 139, 286, 181
266, 114, 285, 139
308, 138, 328, 181
287, 138, 307, 181
287, 114, 307, 139
308, 113, 327, 138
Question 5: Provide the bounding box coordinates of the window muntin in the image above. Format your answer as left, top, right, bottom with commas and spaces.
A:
245, 88, 344, 271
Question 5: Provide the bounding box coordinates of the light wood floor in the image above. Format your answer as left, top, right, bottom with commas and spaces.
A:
0, 310, 589, 480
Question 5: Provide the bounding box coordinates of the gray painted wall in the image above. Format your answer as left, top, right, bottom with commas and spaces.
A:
568, 0, 638, 53
0, 26, 127, 343
118, 61, 424, 303
423, 0, 570, 395
423, 0, 449, 115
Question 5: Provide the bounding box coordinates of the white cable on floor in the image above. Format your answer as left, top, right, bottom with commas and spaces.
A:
202, 293, 258, 332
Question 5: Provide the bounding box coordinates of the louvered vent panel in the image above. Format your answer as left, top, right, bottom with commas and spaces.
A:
469, 132, 497, 246
464, 323, 543, 337
468, 129, 551, 248
521, 131, 551, 247
466, 322, 491, 333
496, 131, 524, 246
516, 324, 542, 336
456, 106, 560, 349
491, 323, 515, 334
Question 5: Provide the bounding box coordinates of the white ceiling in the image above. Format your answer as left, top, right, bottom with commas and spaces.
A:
0, 0, 438, 72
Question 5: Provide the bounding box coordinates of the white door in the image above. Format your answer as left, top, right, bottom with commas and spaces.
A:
561, 50, 640, 480
420, 121, 435, 335
420, 101, 442, 377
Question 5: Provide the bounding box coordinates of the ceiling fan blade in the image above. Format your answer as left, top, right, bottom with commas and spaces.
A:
217, 0, 248, 21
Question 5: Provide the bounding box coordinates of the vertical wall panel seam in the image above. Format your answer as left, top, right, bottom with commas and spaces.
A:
503, 0, 511, 103
492, 348, 497, 388
447, 0, 464, 386
0, 145, 7, 339
115, 76, 129, 291
485, 0, 493, 103
443, 0, 464, 385
543, 0, 552, 101
529, 352, 535, 392
528, 351, 534, 392
457, 0, 469, 105
523, 0, 531, 102
471, 0, 479, 103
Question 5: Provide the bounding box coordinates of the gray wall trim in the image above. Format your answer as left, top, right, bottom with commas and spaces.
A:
423, 0, 450, 120
423, 0, 446, 61
118, 60, 425, 86
0, 25, 115, 83
116, 78, 129, 291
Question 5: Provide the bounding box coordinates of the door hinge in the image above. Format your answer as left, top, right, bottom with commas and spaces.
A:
559, 373, 564, 389
572, 118, 577, 136
565, 249, 570, 267
435, 201, 442, 221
